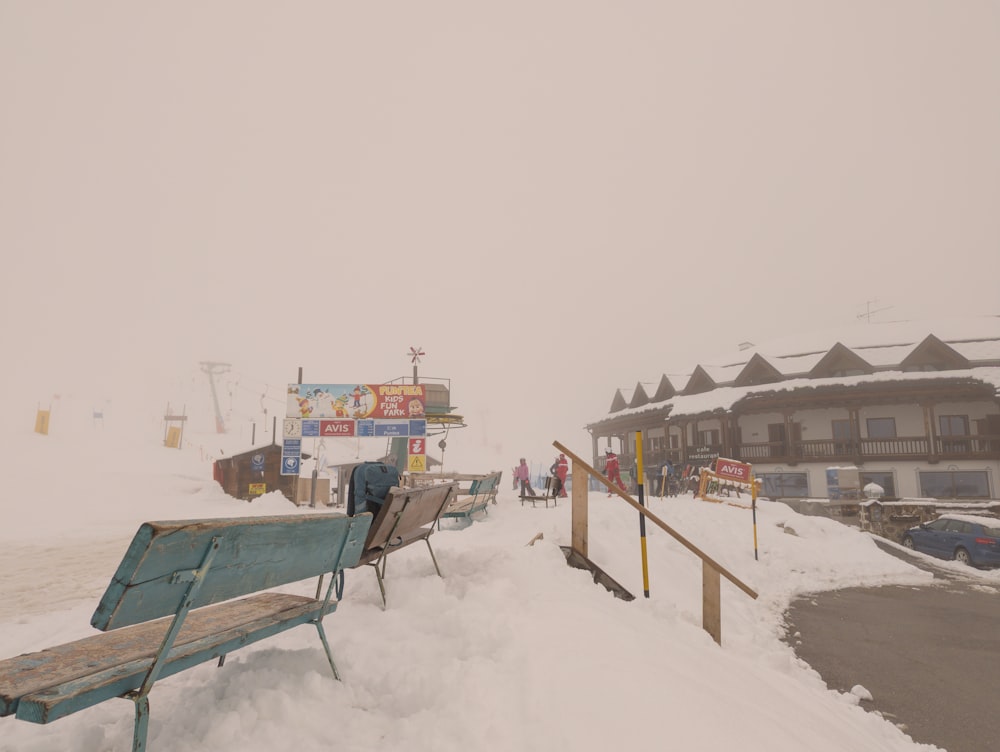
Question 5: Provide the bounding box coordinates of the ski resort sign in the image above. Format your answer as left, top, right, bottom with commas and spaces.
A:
282, 383, 428, 475
287, 383, 425, 420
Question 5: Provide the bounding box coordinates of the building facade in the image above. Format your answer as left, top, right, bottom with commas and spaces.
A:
585, 318, 1000, 500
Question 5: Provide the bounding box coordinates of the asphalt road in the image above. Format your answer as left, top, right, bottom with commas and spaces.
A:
784, 544, 1000, 752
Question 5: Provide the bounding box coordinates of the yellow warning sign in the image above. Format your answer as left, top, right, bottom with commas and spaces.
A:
34, 410, 50, 435
165, 426, 182, 448
408, 454, 426, 472
249, 483, 267, 496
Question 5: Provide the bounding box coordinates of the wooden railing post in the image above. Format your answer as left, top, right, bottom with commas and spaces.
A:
555, 440, 758, 647
571, 462, 588, 558
702, 562, 722, 645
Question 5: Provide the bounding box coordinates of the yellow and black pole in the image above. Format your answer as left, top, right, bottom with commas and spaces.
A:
751, 474, 759, 561
635, 431, 651, 597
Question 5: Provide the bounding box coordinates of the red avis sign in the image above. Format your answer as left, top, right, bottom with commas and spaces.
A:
715, 458, 752, 483
320, 420, 355, 437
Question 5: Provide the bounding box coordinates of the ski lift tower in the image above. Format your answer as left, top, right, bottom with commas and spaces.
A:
200, 361, 231, 434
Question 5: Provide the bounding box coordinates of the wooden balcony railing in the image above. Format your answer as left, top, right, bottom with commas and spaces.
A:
858, 437, 929, 457
731, 434, 1000, 464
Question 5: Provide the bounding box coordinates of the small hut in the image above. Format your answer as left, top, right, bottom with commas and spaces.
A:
213, 444, 315, 504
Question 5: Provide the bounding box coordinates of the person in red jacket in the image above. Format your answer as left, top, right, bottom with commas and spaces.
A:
604, 449, 625, 496
551, 453, 569, 497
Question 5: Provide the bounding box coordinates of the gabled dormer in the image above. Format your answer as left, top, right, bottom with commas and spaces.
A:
733, 353, 784, 387
682, 365, 717, 395
609, 389, 628, 413
651, 374, 677, 402
808, 342, 874, 379
900, 334, 971, 372
628, 382, 650, 409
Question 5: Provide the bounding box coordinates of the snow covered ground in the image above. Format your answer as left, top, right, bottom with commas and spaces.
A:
3, 406, 997, 752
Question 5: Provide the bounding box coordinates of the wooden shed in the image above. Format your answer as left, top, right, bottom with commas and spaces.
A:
213, 443, 313, 504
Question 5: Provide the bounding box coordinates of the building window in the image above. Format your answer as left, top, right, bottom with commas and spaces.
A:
670, 434, 679, 449
832, 419, 852, 453
758, 472, 809, 499
918, 471, 990, 499
866, 418, 897, 439
859, 471, 896, 498
698, 429, 720, 446
938, 415, 970, 452
938, 415, 969, 436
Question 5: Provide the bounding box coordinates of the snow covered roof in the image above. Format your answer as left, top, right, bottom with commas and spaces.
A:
591, 316, 1000, 425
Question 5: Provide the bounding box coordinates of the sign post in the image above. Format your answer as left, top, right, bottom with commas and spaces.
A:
635, 431, 650, 598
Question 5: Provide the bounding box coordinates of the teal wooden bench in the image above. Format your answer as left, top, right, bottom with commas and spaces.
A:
0, 512, 372, 752
520, 476, 560, 508
354, 481, 458, 607
437, 472, 502, 529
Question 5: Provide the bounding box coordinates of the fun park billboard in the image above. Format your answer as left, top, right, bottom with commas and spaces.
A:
287, 383, 426, 420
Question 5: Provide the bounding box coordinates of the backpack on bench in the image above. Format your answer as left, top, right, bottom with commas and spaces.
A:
348, 461, 401, 516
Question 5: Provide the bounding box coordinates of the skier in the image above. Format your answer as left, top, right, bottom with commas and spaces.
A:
604, 449, 625, 496
515, 458, 535, 498
550, 453, 569, 498
660, 459, 675, 498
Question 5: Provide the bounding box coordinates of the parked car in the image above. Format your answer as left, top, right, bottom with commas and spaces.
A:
901, 514, 1000, 568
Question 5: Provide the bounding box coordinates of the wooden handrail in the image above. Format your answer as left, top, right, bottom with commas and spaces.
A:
554, 441, 758, 601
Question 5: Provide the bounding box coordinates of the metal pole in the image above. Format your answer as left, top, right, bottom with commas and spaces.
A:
636, 430, 650, 598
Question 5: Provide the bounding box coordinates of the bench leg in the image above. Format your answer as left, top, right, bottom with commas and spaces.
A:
132, 694, 150, 752
370, 562, 388, 609
424, 538, 443, 578
314, 622, 342, 681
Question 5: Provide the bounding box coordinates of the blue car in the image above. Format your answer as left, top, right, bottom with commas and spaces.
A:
902, 514, 1000, 568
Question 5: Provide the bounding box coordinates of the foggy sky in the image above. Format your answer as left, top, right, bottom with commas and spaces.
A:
2, 2, 998, 470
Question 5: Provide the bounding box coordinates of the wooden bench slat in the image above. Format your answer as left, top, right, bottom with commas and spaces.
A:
350, 482, 458, 606
1, 593, 323, 719
363, 483, 456, 552
520, 476, 560, 507
354, 526, 435, 567
2, 512, 375, 752
439, 473, 500, 527
93, 514, 371, 631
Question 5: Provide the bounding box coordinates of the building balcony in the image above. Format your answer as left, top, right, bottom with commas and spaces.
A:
733, 434, 1000, 465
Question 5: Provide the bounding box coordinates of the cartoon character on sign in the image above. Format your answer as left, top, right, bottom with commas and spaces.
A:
408, 399, 424, 416
297, 397, 313, 417
352, 386, 362, 408
332, 395, 348, 417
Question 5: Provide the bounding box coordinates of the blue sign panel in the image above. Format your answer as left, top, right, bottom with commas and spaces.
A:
281, 456, 300, 476
302, 419, 320, 437
282, 439, 302, 454
374, 421, 409, 437
356, 420, 375, 437
251, 453, 265, 471
409, 419, 426, 436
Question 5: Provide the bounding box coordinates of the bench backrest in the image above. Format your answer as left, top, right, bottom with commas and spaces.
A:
479, 472, 500, 494
91, 513, 373, 631
365, 482, 458, 551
